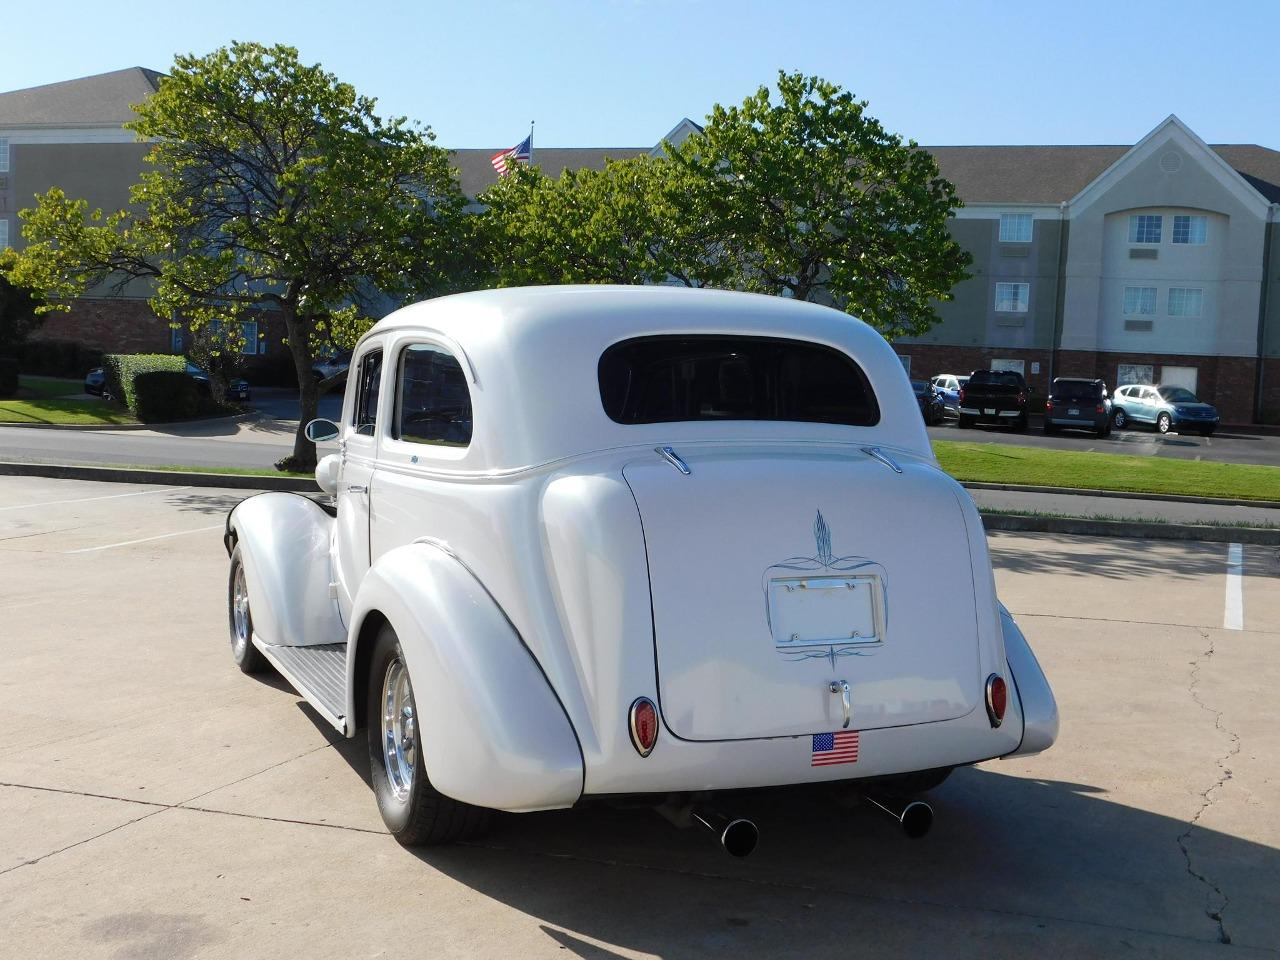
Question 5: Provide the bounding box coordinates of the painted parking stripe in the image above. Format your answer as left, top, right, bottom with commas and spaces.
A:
65, 523, 223, 555
0, 486, 191, 512
1224, 542, 1244, 631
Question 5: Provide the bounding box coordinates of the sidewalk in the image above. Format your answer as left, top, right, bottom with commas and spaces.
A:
968, 486, 1278, 527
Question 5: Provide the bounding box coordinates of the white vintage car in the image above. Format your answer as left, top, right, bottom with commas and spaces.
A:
225, 286, 1057, 855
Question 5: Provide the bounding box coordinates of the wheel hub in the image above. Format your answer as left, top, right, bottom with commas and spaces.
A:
381, 658, 417, 802
231, 564, 250, 657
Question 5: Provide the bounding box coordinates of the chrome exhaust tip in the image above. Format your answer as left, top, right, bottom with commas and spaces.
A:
692, 808, 759, 858
865, 795, 933, 839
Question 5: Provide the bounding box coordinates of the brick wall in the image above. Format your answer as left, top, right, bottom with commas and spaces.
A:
890, 344, 1052, 397
37, 298, 172, 354
1056, 350, 1259, 424
1260, 358, 1280, 424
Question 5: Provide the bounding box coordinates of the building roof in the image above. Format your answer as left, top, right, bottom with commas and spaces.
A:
0, 67, 163, 127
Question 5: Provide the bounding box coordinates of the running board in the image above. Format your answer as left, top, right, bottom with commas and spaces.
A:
254, 638, 349, 734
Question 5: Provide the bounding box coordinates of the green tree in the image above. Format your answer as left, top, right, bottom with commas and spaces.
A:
479, 155, 727, 288
8, 42, 468, 470
0, 254, 44, 356
670, 71, 970, 338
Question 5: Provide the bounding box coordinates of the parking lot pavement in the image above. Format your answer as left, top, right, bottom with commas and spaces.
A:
1, 476, 1277, 958
927, 417, 1280, 467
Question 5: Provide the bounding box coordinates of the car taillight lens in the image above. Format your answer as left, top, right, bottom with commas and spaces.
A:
1096, 404, 1105, 414
1045, 400, 1053, 411
1017, 391, 1027, 404
985, 674, 1007, 727
957, 388, 966, 404
629, 697, 658, 756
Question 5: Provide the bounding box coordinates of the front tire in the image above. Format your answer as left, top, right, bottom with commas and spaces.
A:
228, 546, 269, 675
1156, 412, 1172, 434
367, 625, 493, 846
1112, 408, 1128, 430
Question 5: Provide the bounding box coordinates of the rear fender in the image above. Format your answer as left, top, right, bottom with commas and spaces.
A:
347, 540, 584, 812
1000, 604, 1059, 755
226, 493, 344, 648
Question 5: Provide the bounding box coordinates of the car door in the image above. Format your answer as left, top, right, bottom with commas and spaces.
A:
334, 344, 384, 616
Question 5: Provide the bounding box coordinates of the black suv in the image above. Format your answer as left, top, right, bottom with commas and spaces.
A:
1044, 378, 1110, 437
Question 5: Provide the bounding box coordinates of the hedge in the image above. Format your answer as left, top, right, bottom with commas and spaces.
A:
0, 357, 18, 397
102, 354, 186, 411
20, 339, 104, 378
132, 370, 201, 422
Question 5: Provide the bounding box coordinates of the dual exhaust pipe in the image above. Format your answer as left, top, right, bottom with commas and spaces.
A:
666, 793, 933, 858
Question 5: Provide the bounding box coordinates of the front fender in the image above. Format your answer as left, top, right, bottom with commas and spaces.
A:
347, 540, 584, 812
1001, 604, 1059, 756
227, 493, 344, 648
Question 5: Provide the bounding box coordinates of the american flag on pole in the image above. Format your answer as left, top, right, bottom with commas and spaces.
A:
490, 133, 532, 177
811, 731, 860, 767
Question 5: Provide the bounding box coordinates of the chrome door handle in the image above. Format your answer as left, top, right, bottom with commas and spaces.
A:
346, 484, 367, 494
830, 680, 851, 729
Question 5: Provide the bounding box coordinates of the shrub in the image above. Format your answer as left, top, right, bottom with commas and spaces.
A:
102, 354, 186, 411
0, 357, 18, 397
19, 339, 103, 378
132, 370, 200, 422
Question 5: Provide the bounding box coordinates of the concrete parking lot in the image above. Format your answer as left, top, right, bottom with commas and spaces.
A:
1, 476, 1277, 958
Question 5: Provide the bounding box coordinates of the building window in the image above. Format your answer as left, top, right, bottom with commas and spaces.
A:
0, 138, 9, 173
1117, 363, 1154, 386
897, 355, 911, 375
991, 358, 1025, 375
239, 321, 259, 355
998, 213, 1033, 243
1172, 215, 1207, 245
169, 327, 184, 353
0, 218, 8, 250
1128, 214, 1162, 244
1123, 286, 1157, 315
994, 281, 1029, 313
1167, 287, 1203, 317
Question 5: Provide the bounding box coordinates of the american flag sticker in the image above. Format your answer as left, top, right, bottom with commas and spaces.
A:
811, 730, 860, 766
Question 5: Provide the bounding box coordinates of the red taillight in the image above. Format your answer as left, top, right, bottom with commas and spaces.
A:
957, 387, 966, 404
1045, 400, 1053, 412
1017, 391, 1027, 404
985, 674, 1007, 727
1096, 404, 1105, 414
629, 697, 658, 756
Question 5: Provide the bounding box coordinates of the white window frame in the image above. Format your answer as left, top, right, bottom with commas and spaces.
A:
897, 355, 911, 375
1117, 363, 1154, 386
994, 281, 1030, 313
991, 358, 1025, 375
0, 217, 8, 250
239, 320, 259, 355
1123, 286, 1157, 315
1171, 215, 1207, 245
0, 137, 9, 173
1167, 287, 1203, 317
998, 213, 1033, 243
1128, 214, 1162, 244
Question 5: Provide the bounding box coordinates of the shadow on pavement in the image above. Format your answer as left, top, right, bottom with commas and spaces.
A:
989, 532, 1229, 581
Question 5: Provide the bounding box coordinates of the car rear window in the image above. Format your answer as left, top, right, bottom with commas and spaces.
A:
1051, 381, 1102, 402
598, 335, 880, 427
969, 371, 1023, 387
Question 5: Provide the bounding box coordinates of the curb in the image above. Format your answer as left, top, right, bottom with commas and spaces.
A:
0, 460, 316, 492
980, 512, 1280, 545
960, 481, 1280, 510
3, 460, 1276, 544
0, 411, 257, 432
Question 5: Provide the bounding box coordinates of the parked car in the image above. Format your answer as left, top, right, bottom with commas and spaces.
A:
911, 379, 945, 425
929, 373, 968, 415
224, 287, 1057, 854
1044, 378, 1111, 437
957, 369, 1029, 430
312, 351, 351, 383
1111, 384, 1220, 435
185, 362, 251, 402
84, 367, 106, 396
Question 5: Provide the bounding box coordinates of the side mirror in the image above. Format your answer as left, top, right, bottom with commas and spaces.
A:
305, 418, 340, 442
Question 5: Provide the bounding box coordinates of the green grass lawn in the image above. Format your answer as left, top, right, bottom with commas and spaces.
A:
0, 376, 137, 425
934, 440, 1280, 502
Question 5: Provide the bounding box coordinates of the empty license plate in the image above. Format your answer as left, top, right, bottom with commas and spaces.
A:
767, 576, 880, 648
984, 408, 995, 415
1069, 407, 1079, 416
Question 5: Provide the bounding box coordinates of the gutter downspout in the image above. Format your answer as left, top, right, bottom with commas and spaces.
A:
1048, 201, 1070, 385
1255, 206, 1275, 424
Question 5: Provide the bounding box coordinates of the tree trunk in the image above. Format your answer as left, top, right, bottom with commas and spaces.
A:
277, 306, 320, 473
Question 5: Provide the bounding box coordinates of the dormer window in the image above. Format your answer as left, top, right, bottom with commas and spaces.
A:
0, 137, 8, 173
1172, 215, 1206, 245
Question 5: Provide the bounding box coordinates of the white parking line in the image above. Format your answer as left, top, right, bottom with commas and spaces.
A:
1224, 542, 1244, 631
65, 524, 223, 555
0, 486, 191, 512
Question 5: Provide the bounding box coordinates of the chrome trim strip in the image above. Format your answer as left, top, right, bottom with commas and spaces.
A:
655, 445, 692, 476
860, 446, 903, 474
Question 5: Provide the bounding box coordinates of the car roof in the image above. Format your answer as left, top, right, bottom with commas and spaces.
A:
358, 286, 932, 471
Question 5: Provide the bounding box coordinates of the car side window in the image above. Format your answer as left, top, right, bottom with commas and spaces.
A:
351, 350, 383, 437
394, 343, 473, 447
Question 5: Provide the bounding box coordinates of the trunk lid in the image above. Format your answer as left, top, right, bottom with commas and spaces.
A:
624, 447, 984, 741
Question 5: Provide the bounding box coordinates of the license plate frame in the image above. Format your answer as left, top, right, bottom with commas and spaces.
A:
767, 575, 884, 649
1068, 407, 1079, 416
983, 407, 995, 415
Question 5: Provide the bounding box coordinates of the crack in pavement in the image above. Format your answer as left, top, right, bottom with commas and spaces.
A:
1177, 628, 1243, 946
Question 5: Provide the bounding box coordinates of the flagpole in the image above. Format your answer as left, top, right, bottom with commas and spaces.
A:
529, 120, 535, 166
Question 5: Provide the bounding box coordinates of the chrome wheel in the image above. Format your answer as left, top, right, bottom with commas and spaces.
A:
1157, 413, 1172, 434
381, 658, 417, 803
1113, 409, 1127, 429
231, 562, 251, 658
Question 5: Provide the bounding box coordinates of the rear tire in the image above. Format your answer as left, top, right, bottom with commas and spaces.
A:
367, 625, 493, 846
957, 415, 973, 429
228, 546, 269, 675
1043, 422, 1057, 435
1200, 426, 1216, 437
1013, 414, 1028, 432
1156, 412, 1172, 434
1112, 408, 1128, 430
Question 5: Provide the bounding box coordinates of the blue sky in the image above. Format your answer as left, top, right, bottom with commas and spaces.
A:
4, 0, 1277, 149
